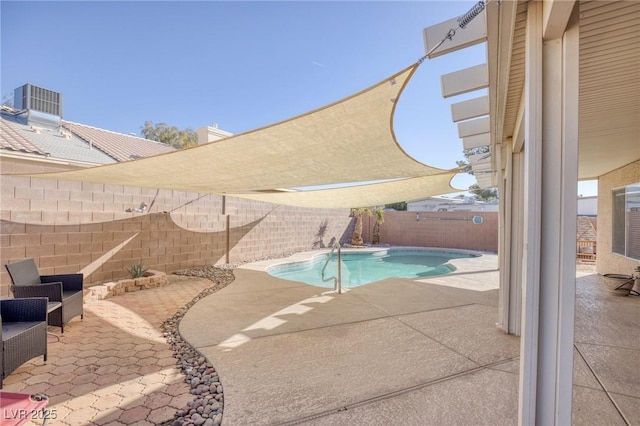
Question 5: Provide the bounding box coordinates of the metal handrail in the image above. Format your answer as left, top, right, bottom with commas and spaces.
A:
321, 242, 342, 294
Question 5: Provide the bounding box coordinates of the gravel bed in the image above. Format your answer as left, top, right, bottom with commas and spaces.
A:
161, 265, 235, 426
160, 254, 312, 425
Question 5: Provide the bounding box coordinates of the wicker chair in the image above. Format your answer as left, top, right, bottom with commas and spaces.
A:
5, 259, 84, 333
1, 297, 48, 388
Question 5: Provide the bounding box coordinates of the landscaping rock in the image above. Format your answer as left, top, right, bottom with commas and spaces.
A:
160, 265, 235, 426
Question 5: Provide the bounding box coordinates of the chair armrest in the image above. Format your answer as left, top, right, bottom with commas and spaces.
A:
12, 282, 63, 302
41, 273, 84, 291
0, 297, 48, 322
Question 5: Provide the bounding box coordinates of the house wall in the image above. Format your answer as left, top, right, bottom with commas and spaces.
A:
0, 157, 352, 297
596, 159, 640, 275
361, 211, 498, 252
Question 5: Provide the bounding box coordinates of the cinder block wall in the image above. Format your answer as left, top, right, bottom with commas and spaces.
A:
0, 158, 352, 297
596, 159, 640, 275
361, 211, 498, 252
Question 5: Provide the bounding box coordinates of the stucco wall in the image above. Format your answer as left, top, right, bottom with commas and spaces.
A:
0, 157, 352, 297
361, 211, 498, 252
596, 159, 640, 275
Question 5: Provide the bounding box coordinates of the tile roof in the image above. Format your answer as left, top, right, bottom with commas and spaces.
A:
1, 112, 116, 164
0, 115, 48, 156
62, 121, 176, 162
577, 216, 597, 241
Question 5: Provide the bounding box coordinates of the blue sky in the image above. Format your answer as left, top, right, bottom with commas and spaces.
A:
1, 1, 596, 196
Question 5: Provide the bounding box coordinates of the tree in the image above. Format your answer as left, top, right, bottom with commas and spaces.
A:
2, 93, 13, 107
468, 184, 498, 201
350, 208, 372, 246
384, 202, 407, 211
457, 146, 498, 200
371, 207, 385, 245
141, 121, 198, 149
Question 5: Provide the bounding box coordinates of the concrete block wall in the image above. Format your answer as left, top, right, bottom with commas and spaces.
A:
361, 210, 498, 252
596, 159, 640, 275
0, 157, 352, 297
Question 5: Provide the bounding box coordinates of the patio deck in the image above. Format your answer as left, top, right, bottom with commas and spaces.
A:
1, 256, 637, 425
180, 255, 638, 425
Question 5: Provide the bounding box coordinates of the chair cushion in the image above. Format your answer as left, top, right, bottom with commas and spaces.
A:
6, 259, 41, 286
2, 322, 43, 340
62, 291, 82, 302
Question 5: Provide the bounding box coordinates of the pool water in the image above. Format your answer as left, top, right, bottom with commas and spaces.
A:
267, 249, 475, 288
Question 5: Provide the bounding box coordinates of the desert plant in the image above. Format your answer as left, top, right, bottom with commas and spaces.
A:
350, 207, 372, 246
371, 207, 385, 244
127, 261, 149, 278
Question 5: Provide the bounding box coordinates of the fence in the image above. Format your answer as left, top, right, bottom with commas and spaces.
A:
361, 210, 499, 252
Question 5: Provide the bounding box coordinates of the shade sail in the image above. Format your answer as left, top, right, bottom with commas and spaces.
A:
13, 62, 464, 207
226, 170, 460, 208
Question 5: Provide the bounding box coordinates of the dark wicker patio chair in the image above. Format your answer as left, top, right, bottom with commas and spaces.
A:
5, 259, 84, 333
1, 297, 48, 388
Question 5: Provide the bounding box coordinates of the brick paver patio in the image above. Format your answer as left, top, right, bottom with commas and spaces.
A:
1, 275, 213, 425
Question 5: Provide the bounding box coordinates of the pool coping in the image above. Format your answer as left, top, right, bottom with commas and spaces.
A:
238, 246, 498, 287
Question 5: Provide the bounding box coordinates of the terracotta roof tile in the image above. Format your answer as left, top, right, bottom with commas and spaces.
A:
577, 216, 597, 241
62, 121, 176, 162
0, 116, 48, 156
1, 112, 115, 164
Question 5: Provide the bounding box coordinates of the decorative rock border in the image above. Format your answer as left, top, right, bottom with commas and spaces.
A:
161, 266, 236, 426
85, 270, 169, 301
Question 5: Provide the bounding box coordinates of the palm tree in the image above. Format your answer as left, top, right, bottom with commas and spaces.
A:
371, 207, 385, 244
350, 207, 371, 246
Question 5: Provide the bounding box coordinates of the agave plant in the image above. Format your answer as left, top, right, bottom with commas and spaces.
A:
127, 261, 149, 278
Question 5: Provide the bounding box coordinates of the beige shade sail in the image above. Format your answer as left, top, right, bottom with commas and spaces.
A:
226, 170, 460, 208
13, 62, 464, 207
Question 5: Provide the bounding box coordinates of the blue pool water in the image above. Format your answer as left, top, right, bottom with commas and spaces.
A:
267, 249, 476, 288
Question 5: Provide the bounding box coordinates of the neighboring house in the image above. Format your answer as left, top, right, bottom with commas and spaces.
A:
576, 216, 597, 263
407, 195, 499, 212
1, 84, 177, 166
1, 83, 232, 166
1, 106, 118, 167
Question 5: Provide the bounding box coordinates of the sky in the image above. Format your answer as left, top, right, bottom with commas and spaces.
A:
1, 1, 597, 197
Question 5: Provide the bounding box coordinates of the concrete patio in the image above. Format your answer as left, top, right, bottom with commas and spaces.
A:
1, 253, 637, 425
180, 254, 639, 425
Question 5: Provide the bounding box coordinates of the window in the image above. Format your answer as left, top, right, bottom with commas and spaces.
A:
612, 182, 640, 260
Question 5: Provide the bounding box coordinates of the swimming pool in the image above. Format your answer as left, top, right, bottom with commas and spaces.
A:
267, 249, 477, 288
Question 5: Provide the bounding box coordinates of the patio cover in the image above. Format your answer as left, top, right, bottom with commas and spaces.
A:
15, 62, 462, 207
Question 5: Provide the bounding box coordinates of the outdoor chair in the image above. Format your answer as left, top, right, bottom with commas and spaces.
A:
1, 297, 48, 389
5, 259, 84, 333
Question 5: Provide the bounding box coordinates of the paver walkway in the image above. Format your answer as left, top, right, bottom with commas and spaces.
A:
2, 275, 212, 425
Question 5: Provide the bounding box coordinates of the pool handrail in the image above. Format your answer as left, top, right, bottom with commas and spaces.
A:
321, 242, 342, 294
